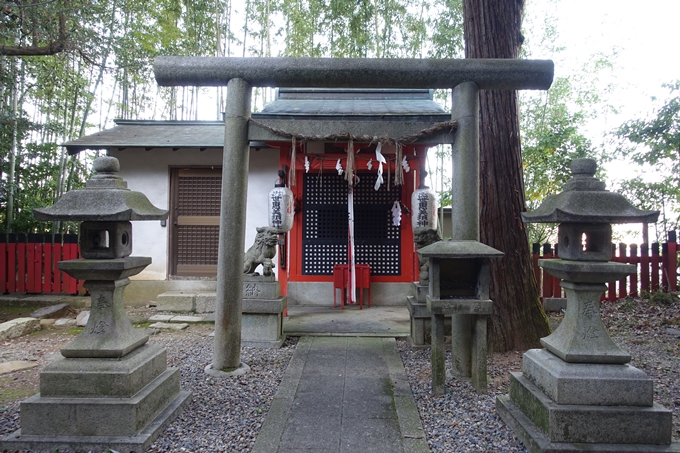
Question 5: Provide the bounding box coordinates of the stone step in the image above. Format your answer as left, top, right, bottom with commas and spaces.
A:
148, 314, 206, 323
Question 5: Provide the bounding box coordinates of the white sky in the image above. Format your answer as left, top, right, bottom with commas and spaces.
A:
524, 0, 680, 242
527, 0, 679, 136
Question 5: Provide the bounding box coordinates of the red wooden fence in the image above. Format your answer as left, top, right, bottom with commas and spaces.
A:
533, 230, 678, 302
0, 233, 83, 295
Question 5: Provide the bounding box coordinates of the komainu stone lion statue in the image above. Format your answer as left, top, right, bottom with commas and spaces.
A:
413, 227, 442, 285
243, 226, 280, 277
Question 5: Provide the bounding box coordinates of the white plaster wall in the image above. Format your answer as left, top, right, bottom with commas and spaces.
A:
113, 147, 280, 280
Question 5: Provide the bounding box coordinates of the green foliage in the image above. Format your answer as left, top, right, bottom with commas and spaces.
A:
519, 9, 617, 245
641, 289, 677, 306
520, 77, 599, 244
612, 82, 680, 240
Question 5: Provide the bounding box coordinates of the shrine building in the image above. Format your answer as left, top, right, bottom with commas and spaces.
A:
63, 88, 455, 305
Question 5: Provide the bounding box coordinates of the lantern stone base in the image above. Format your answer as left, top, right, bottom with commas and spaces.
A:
242, 296, 287, 349
0, 344, 191, 453
427, 297, 492, 395
406, 295, 430, 347
497, 349, 678, 452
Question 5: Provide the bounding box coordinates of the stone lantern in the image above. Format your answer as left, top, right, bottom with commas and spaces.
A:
417, 240, 503, 395
1, 156, 191, 452
497, 158, 678, 451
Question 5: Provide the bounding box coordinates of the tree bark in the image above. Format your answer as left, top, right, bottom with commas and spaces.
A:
462, 0, 551, 351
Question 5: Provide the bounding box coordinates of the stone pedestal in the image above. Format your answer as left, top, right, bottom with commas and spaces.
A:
406, 283, 430, 347
0, 265, 191, 453
242, 274, 287, 348
428, 297, 491, 395
497, 261, 678, 452
497, 349, 677, 452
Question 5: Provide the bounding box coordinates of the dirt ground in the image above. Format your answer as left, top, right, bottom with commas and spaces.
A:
1, 296, 679, 443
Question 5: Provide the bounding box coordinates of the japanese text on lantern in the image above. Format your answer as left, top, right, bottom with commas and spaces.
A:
270, 193, 283, 229
416, 192, 430, 227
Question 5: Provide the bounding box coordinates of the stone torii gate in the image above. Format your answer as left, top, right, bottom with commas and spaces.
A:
153, 57, 554, 375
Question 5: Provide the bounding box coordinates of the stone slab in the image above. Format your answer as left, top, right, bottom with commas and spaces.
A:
40, 344, 167, 398
30, 303, 71, 319
21, 368, 181, 437
497, 395, 680, 453
148, 314, 174, 322
0, 390, 191, 453
0, 361, 38, 375
243, 280, 280, 299
243, 296, 287, 314
170, 315, 206, 323
195, 292, 216, 313
0, 317, 41, 340
522, 348, 653, 406
156, 291, 196, 312
54, 318, 77, 327
149, 322, 188, 331
427, 297, 493, 315
508, 372, 672, 445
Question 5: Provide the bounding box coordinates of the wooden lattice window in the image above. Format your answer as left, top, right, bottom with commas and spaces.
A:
171, 168, 221, 276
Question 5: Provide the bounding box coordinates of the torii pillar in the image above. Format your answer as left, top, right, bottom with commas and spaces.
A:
153, 57, 553, 375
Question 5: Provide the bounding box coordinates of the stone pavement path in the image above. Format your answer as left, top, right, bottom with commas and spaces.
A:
252, 336, 429, 453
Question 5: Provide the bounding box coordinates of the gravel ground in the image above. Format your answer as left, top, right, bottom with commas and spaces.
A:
1, 296, 679, 452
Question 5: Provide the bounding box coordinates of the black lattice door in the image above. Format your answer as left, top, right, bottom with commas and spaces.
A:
170, 168, 221, 276
302, 172, 401, 276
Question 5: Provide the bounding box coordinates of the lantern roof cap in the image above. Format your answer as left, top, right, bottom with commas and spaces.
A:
33, 156, 168, 222
521, 158, 659, 224
416, 240, 503, 259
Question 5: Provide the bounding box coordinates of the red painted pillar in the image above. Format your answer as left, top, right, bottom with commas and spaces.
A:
640, 243, 650, 293
629, 243, 639, 297
651, 242, 660, 292
0, 233, 6, 294
618, 243, 628, 299
7, 234, 16, 294
667, 231, 677, 292
43, 233, 53, 294
53, 233, 63, 294
541, 243, 553, 300
607, 243, 616, 301
532, 243, 540, 291
17, 233, 26, 293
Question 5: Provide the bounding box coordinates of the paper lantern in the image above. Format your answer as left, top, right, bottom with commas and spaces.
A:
268, 183, 294, 232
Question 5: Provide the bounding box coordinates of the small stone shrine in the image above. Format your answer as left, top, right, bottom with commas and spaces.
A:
417, 240, 503, 395
0, 156, 191, 453
497, 158, 679, 452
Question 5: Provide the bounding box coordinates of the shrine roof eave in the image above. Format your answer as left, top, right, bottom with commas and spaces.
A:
62, 116, 455, 155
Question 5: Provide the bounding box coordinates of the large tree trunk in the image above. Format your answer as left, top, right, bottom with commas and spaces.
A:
462, 0, 551, 351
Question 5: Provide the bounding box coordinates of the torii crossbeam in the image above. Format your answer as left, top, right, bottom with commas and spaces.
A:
152, 56, 554, 375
